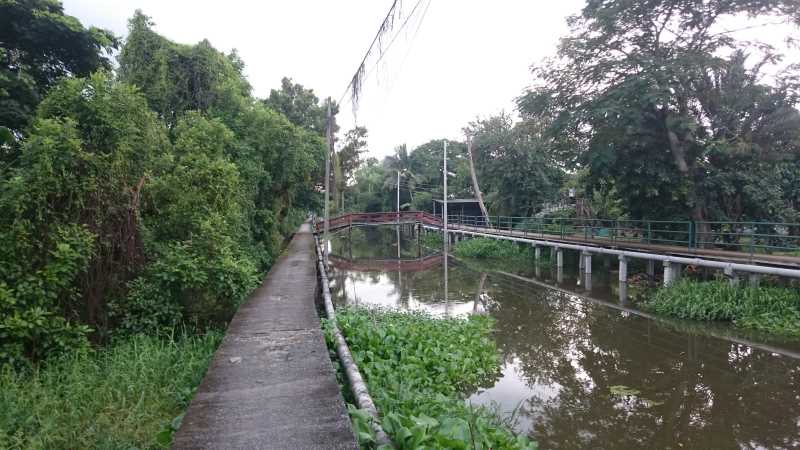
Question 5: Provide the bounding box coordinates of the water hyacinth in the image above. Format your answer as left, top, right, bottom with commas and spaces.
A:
324, 307, 537, 450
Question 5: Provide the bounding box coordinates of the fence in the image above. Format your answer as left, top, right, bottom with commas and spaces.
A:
444, 215, 800, 257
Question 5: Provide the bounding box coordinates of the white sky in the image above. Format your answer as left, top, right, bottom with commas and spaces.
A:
62, 1, 797, 159
62, 0, 585, 158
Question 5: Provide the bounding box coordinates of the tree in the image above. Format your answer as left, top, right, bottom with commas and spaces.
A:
263, 77, 338, 136
519, 0, 800, 223
0, 73, 167, 362
332, 126, 368, 210
467, 114, 564, 216
118, 10, 250, 129
0, 0, 116, 145
338, 126, 369, 183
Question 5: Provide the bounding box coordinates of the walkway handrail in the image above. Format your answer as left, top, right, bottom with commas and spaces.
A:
314, 235, 392, 447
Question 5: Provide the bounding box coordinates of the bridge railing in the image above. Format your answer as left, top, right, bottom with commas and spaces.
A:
315, 211, 442, 232
444, 215, 800, 257
695, 221, 800, 256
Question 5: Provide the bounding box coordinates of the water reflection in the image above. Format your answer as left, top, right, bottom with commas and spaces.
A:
328, 226, 800, 449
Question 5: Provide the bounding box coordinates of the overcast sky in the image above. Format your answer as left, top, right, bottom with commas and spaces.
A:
62, 0, 586, 158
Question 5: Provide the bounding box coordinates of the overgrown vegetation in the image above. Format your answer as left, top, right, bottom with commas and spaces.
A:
0, 6, 326, 366
453, 238, 547, 265
326, 307, 536, 450
1, 2, 331, 446
0, 330, 222, 449
643, 280, 800, 336
419, 232, 443, 249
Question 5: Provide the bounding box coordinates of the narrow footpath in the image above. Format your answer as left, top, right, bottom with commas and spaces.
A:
172, 223, 357, 449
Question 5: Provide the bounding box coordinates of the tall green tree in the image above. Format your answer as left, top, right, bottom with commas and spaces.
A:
263, 77, 338, 136
467, 114, 564, 216
519, 0, 800, 222
118, 11, 250, 129
0, 0, 116, 146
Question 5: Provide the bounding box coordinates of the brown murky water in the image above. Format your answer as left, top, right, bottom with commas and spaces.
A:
327, 226, 800, 450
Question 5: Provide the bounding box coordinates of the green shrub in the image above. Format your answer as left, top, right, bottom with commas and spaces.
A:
0, 330, 222, 449
643, 280, 800, 336
453, 237, 534, 261
420, 232, 443, 248
326, 307, 536, 450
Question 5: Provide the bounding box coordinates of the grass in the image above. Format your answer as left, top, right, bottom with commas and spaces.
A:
420, 232, 443, 249
325, 307, 536, 450
0, 330, 222, 449
453, 237, 548, 266
642, 279, 800, 337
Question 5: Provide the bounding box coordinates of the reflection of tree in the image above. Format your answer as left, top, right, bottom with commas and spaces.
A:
484, 275, 800, 449
331, 228, 800, 449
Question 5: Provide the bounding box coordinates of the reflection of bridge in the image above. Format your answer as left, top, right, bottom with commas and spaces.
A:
316, 212, 800, 282
316, 211, 442, 233
328, 253, 444, 272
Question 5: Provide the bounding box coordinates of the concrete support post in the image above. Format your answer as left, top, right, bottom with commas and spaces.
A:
618, 255, 628, 283
556, 248, 564, 268
534, 245, 541, 262
618, 280, 628, 304
583, 252, 592, 275
748, 273, 760, 288
556, 265, 564, 284
724, 265, 738, 287
663, 261, 675, 287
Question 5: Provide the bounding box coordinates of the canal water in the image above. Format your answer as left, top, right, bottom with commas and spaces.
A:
327, 226, 800, 450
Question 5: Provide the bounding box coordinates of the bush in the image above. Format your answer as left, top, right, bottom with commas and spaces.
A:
0, 330, 222, 449
326, 307, 536, 450
453, 237, 534, 261
643, 280, 800, 336
419, 232, 443, 248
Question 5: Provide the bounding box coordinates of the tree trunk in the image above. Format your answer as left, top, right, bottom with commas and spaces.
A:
666, 125, 709, 248
466, 136, 492, 228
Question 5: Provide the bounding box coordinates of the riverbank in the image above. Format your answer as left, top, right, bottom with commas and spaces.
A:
0, 330, 221, 449
642, 279, 800, 337
325, 306, 537, 450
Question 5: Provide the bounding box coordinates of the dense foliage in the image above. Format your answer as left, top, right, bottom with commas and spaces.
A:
519, 0, 800, 223
0, 0, 116, 145
453, 238, 539, 263
643, 280, 800, 336
0, 330, 221, 449
0, 7, 325, 366
327, 307, 536, 449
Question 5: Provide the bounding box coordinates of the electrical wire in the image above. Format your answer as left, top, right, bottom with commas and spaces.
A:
338, 0, 429, 109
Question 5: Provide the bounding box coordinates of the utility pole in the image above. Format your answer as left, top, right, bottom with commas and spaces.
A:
324, 99, 332, 263
396, 170, 400, 223
443, 140, 449, 317
443, 141, 448, 248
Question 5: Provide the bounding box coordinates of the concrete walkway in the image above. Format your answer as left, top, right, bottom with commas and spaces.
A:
172, 223, 357, 450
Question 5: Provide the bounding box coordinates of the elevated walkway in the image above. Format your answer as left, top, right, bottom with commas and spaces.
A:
172, 223, 357, 450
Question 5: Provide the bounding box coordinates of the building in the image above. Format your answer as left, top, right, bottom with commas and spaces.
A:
432, 198, 484, 219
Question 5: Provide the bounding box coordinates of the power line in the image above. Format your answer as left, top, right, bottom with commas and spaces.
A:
337, 0, 401, 106
338, 0, 430, 110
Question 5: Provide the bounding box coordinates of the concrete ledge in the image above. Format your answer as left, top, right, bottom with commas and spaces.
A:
172, 223, 357, 450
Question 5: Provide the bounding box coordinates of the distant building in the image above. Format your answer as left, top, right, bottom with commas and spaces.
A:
432, 199, 484, 218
